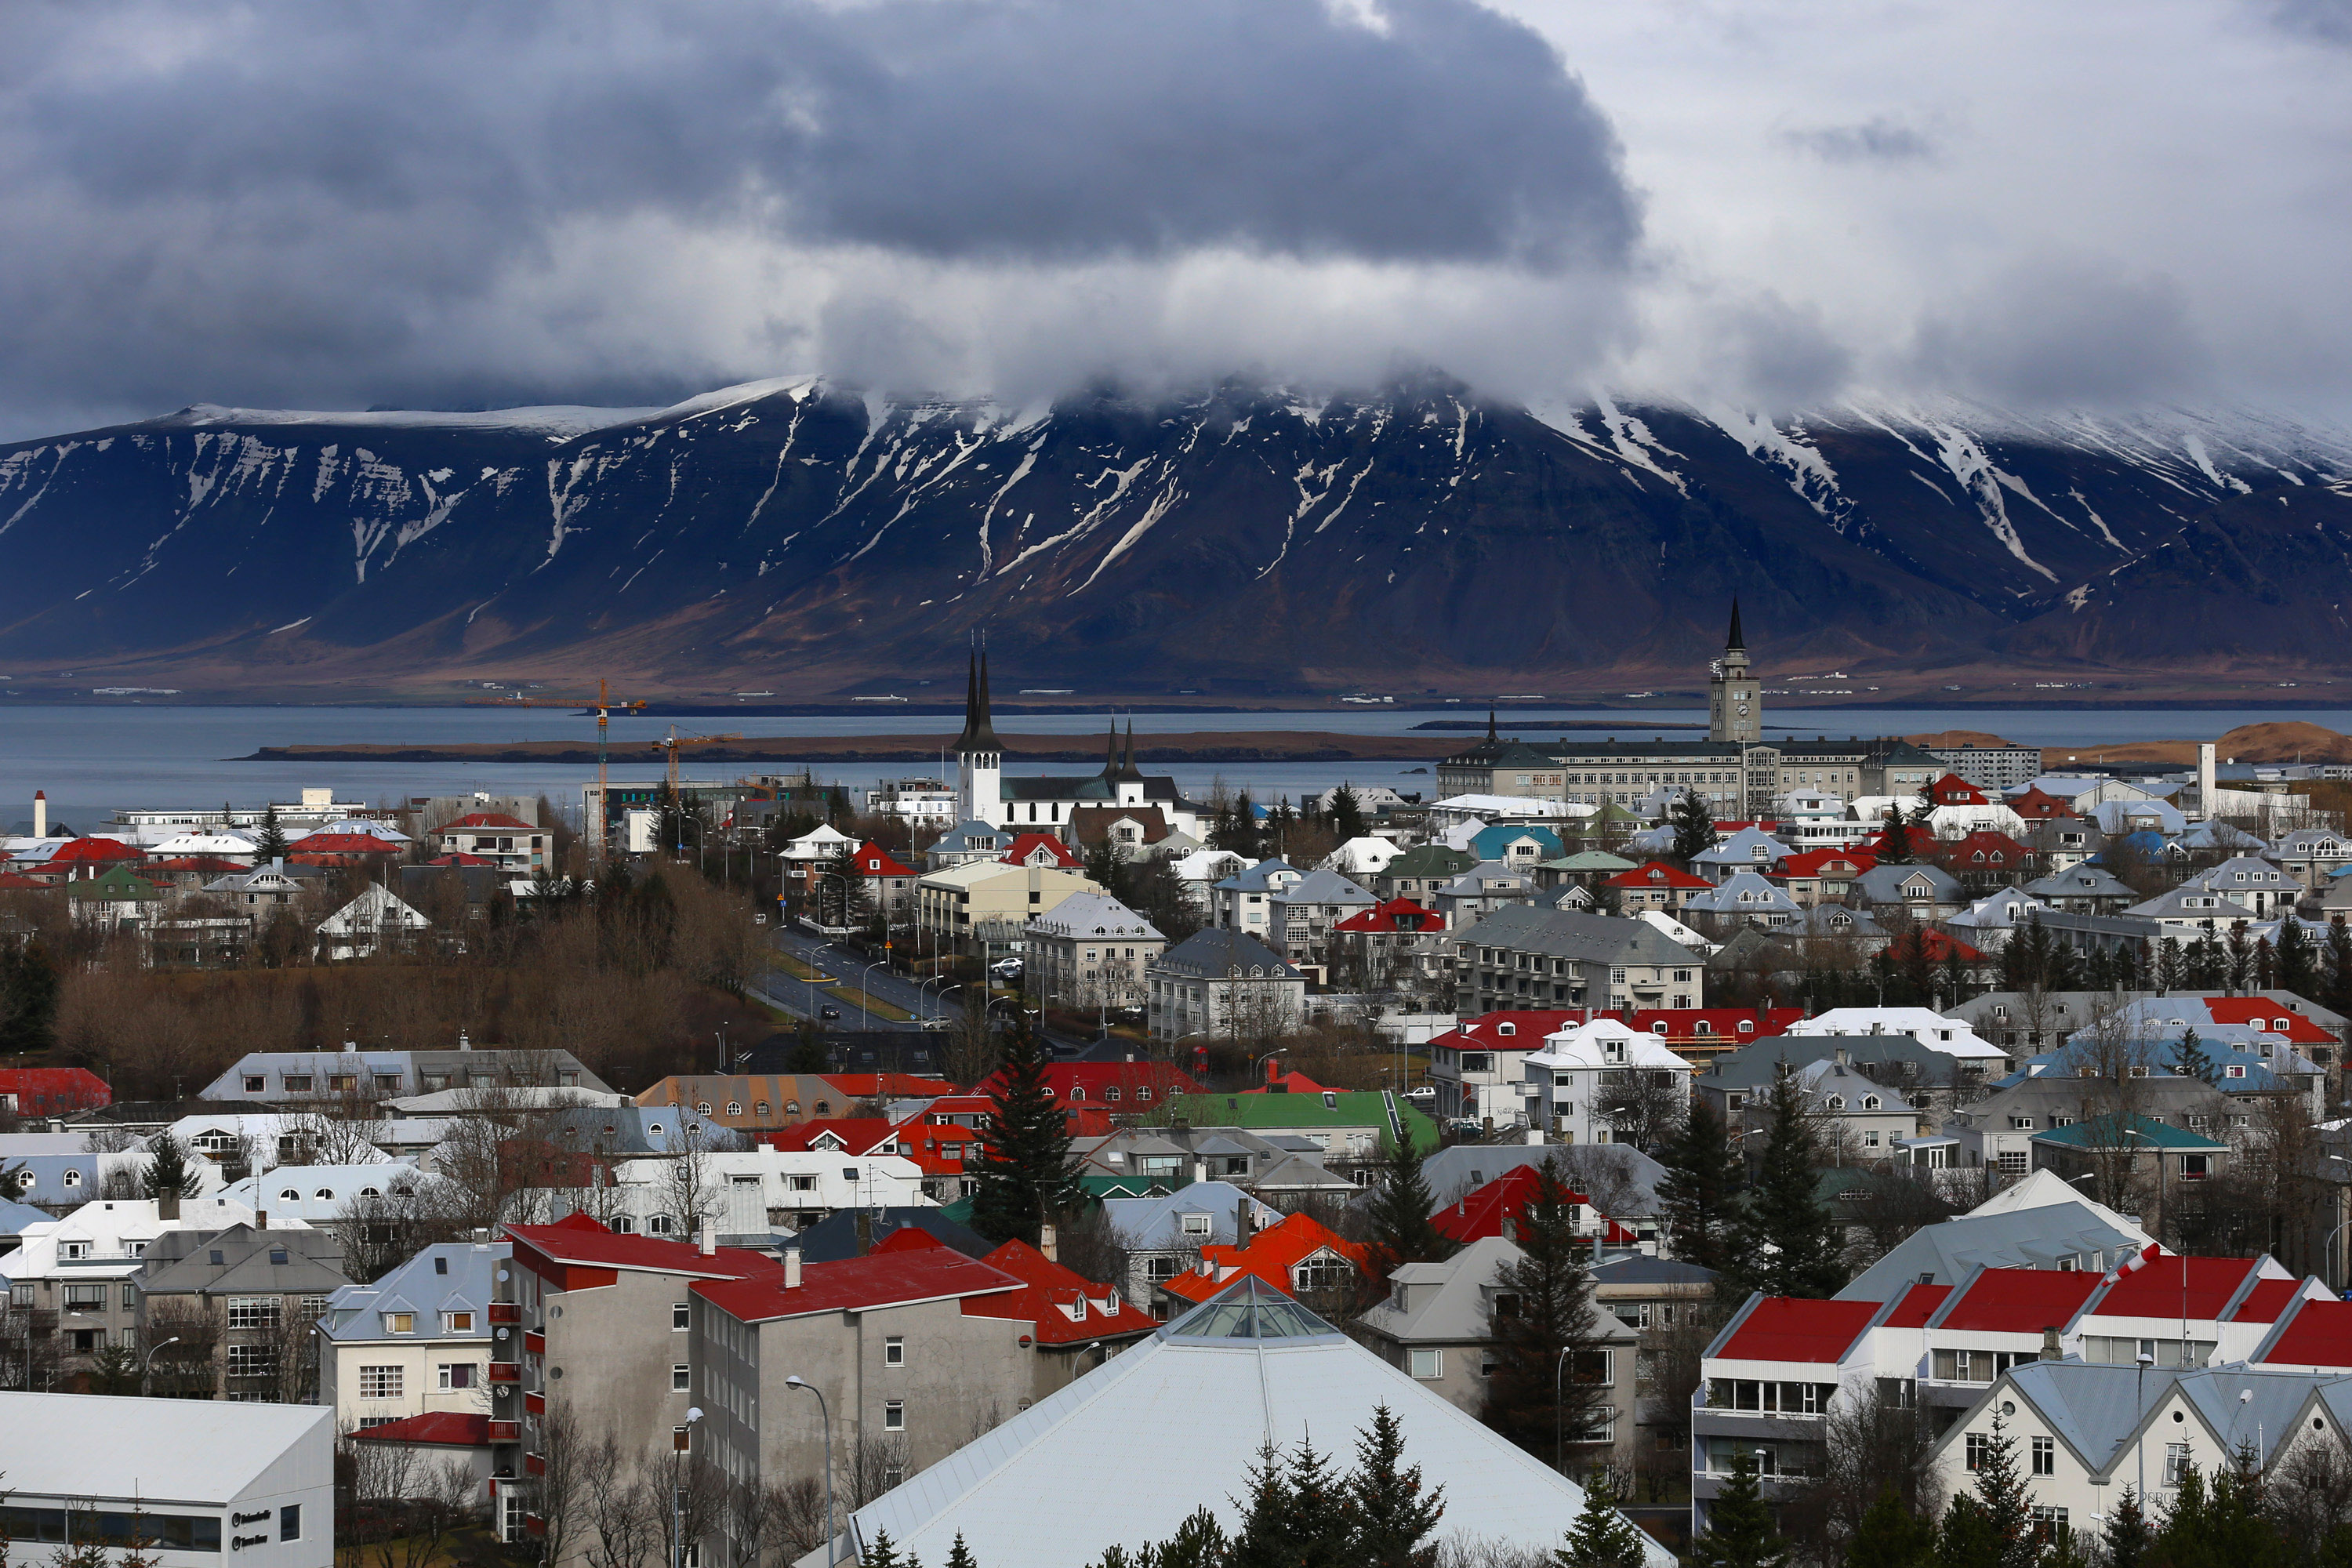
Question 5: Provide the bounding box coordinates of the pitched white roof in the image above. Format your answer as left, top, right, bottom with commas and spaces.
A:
1785, 1007, 2006, 1062
1529, 1016, 1693, 1073
822, 1279, 1671, 1568
0, 1392, 331, 1504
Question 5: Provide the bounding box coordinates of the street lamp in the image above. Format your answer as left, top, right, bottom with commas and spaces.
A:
785, 1376, 837, 1566
854, 957, 891, 1029
1071, 1340, 1107, 1385
140, 1335, 180, 1397
672, 1406, 703, 1568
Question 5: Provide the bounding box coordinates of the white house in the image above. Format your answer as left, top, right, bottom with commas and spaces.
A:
1784, 1007, 2010, 1076
315, 884, 433, 960
318, 1240, 506, 1430
1519, 1017, 1693, 1146
602, 1148, 931, 1234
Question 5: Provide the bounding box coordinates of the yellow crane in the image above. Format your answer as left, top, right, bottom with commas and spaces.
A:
655, 728, 744, 793
468, 678, 648, 859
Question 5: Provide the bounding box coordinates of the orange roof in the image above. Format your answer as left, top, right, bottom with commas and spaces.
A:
1156, 1211, 1369, 1305
964, 1239, 1158, 1345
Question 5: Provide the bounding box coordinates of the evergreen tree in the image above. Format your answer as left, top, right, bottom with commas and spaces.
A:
1961, 1414, 2037, 1568
1228, 1441, 1297, 1568
1129, 854, 1203, 943
1686, 1450, 1788, 1568
1480, 1157, 1607, 1461
1671, 790, 1721, 862
1727, 1075, 1846, 1298
942, 1536, 978, 1568
965, 1018, 1084, 1246
253, 804, 289, 863
2153, 1453, 2285, 1568
1846, 1483, 1936, 1568
1659, 1098, 1743, 1273
2328, 918, 2352, 1018
1555, 1471, 1648, 1568
1349, 1404, 1446, 1568
859, 1531, 914, 1567
1279, 1436, 1352, 1568
1878, 805, 1915, 865
2277, 917, 2318, 999
1366, 1133, 1456, 1277
0, 939, 60, 1054
1330, 785, 1368, 844
1083, 838, 1132, 905
2158, 935, 2184, 993
2102, 1485, 2149, 1568
2173, 1026, 2219, 1086
2226, 921, 2255, 995
143, 1133, 200, 1200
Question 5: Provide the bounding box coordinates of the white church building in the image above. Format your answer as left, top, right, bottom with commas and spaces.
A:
949, 649, 1207, 839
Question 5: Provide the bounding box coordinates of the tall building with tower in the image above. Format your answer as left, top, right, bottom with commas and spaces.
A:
1708, 601, 1762, 744
951, 648, 1205, 837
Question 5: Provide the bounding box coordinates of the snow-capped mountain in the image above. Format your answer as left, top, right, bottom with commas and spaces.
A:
0, 374, 2347, 693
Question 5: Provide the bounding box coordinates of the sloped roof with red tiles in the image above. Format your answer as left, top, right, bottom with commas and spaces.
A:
1930, 1266, 2106, 1333
1157, 1211, 1370, 1305
963, 1238, 1158, 1345
978, 1062, 1204, 1104
2089, 1255, 2261, 1322
1624, 1007, 1806, 1044
1933, 831, 2030, 869
48, 837, 142, 864
695, 1238, 1020, 1323
0, 1068, 111, 1111
1777, 848, 1876, 879
2227, 1277, 2305, 1325
147, 856, 250, 873
442, 812, 535, 831
1430, 1167, 1637, 1247
999, 832, 1084, 869
1334, 898, 1443, 934
2007, 786, 2072, 820
1428, 1011, 1578, 1052
1929, 774, 1993, 806
0, 873, 49, 889
2202, 999, 2337, 1044
2254, 1298, 2352, 1370
1242, 1068, 1337, 1095
891, 1121, 982, 1174
1880, 1282, 1952, 1330
763, 1118, 900, 1156
821, 1073, 957, 1099
1885, 928, 1987, 964
352, 1411, 492, 1448
1713, 1298, 1880, 1364
504, 1218, 781, 1281
1606, 860, 1711, 890
851, 842, 915, 878
288, 833, 405, 855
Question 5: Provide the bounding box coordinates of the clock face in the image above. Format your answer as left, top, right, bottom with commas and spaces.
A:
1736, 703, 1750, 716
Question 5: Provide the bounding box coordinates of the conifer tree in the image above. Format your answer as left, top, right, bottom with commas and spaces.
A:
1932, 1494, 1998, 1568
2173, 1026, 2219, 1086
1367, 1132, 1455, 1278
0, 939, 59, 1055
2158, 935, 2184, 993
143, 1133, 200, 1200
1846, 1484, 1935, 1568
966, 1018, 1083, 1246
2327, 918, 2352, 1018
1659, 1098, 1743, 1273
1671, 790, 1721, 862
1878, 806, 1915, 865
1227, 1440, 1297, 1568
2277, 916, 2317, 999
1279, 1436, 1352, 1568
253, 804, 289, 863
1555, 1471, 1648, 1568
2226, 921, 2255, 995
1349, 1404, 1446, 1568
942, 1534, 978, 1568
1480, 1157, 1606, 1460
1330, 785, 1367, 844
1687, 1450, 1788, 1568
1961, 1414, 2037, 1568
1727, 1075, 1846, 1299
2102, 1486, 2149, 1568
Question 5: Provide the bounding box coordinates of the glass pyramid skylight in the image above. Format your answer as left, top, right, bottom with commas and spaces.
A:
1161, 1274, 1341, 1341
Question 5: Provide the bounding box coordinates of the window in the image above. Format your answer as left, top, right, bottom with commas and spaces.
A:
1180, 1213, 1212, 1236
674, 1365, 691, 1392
1408, 1348, 1443, 1379
791, 1175, 818, 1192
2165, 1443, 2191, 1486
674, 1303, 692, 1331
278, 1506, 301, 1544
243, 1076, 266, 1093
228, 1298, 281, 1329
445, 1311, 474, 1334
1293, 1254, 1352, 1293
387, 1312, 415, 1334
439, 1363, 477, 1389
283, 1076, 313, 1094
884, 1400, 906, 1431
63, 1283, 107, 1309
360, 1365, 404, 1399
885, 1337, 905, 1367
2033, 1436, 2055, 1475
1967, 1432, 1992, 1473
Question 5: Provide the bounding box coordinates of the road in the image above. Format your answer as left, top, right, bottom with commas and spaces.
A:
756, 924, 1102, 1054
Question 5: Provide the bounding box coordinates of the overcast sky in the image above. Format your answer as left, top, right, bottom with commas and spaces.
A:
2, 0, 2347, 438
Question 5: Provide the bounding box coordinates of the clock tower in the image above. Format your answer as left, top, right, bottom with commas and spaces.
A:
1708, 601, 1762, 744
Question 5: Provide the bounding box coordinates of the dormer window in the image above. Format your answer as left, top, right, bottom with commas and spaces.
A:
1827, 1095, 1846, 1110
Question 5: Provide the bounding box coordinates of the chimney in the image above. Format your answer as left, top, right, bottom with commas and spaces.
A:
1526, 1127, 1544, 1145
457, 1031, 472, 1051
256, 1209, 268, 1230
1834, 1047, 1850, 1067
1501, 1214, 1519, 1243
2040, 1326, 2062, 1362
784, 1248, 803, 1290
698, 1221, 716, 1257
1040, 1223, 1058, 1263
855, 1211, 873, 1257
343, 1040, 358, 1054
158, 1190, 180, 1222
1193, 1159, 1208, 1185
1236, 1197, 1254, 1241
32, 790, 45, 838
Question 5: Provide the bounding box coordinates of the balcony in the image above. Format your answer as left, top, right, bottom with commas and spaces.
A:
525, 1454, 546, 1477
524, 1516, 546, 1539
524, 1330, 544, 1356
488, 1362, 521, 1384
525, 1392, 545, 1415
487, 1421, 521, 1443
488, 1303, 521, 1325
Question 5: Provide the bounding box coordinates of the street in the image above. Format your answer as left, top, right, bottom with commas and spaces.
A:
757, 924, 1101, 1054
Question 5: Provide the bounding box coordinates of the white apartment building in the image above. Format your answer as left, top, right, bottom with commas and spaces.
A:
1519, 1016, 1693, 1146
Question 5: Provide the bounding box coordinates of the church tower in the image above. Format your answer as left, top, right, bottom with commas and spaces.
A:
1708, 601, 1762, 744
955, 644, 1004, 826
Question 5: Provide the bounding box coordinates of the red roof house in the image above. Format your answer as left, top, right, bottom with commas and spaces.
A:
43, 837, 143, 879
820, 1073, 957, 1100
1931, 831, 2031, 876
1712, 1298, 1881, 1364
2255, 1298, 2352, 1370
2006, 786, 2072, 822
2201, 999, 2338, 1047
850, 842, 915, 880
1929, 1267, 2106, 1334
964, 1238, 1159, 1346
351, 1411, 492, 1450
1429, 1167, 1637, 1247
1606, 862, 1711, 891
0, 1067, 111, 1115
998, 833, 1084, 869
1879, 1282, 1953, 1330
1927, 774, 1993, 808
975, 1062, 1203, 1110
1334, 898, 1443, 935
1156, 1211, 1370, 1307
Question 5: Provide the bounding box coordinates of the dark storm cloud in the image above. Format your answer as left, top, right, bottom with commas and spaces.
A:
0, 0, 1636, 433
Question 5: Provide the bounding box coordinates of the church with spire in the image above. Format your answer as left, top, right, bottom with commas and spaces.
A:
950, 647, 1207, 839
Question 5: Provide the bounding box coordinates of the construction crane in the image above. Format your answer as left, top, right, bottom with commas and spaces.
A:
655, 728, 744, 794
467, 678, 648, 859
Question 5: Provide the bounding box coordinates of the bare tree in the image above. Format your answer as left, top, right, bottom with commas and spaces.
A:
532, 1400, 590, 1568
764, 1477, 830, 1564
655, 1120, 733, 1241
335, 1181, 470, 1285
346, 1432, 483, 1568
1592, 1068, 1687, 1155
580, 1436, 660, 1568
1783, 1378, 1941, 1566
0, 1296, 61, 1391
642, 1448, 727, 1568
138, 1301, 222, 1399
2270, 1428, 2352, 1545
844, 1434, 909, 1511
1841, 1165, 1960, 1273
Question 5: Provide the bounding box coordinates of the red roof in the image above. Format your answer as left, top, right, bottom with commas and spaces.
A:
694, 1239, 1019, 1323
289, 832, 404, 855
0, 1068, 112, 1112
1715, 1298, 1880, 1364
0, 873, 48, 889
999, 833, 1084, 869
443, 812, 535, 831
48, 837, 142, 864
1929, 773, 1993, 806
2007, 787, 2071, 820
889, 1121, 982, 1175
1433, 1007, 1800, 1053
1243, 1068, 1336, 1096
2089, 1255, 2258, 1322
764, 1118, 899, 1155
1881, 1282, 1952, 1330
503, 1218, 782, 1282
1932, 830, 2030, 869
146, 855, 249, 873
2256, 1298, 2352, 1370
1428, 1011, 1577, 1052
352, 1411, 492, 1448
1932, 1267, 2105, 1334
1431, 1167, 1636, 1247
1622, 1007, 1806, 1044
821, 1073, 957, 1099
851, 841, 915, 878
1157, 1212, 1370, 1305
1606, 860, 1711, 890
2202, 1000, 2336, 1044
1334, 898, 1443, 934
978, 1062, 1203, 1105
1884, 928, 1987, 964
964, 1239, 1158, 1345
1777, 848, 1876, 879
2227, 1277, 2304, 1325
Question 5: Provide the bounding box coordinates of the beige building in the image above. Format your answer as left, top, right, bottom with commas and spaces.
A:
915, 858, 1101, 949
1025, 893, 1166, 1012
318, 1241, 502, 1430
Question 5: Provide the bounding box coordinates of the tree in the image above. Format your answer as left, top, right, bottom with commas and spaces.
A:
1659, 1098, 1743, 1273
1330, 786, 1368, 844
1689, 1450, 1788, 1568
2152, 1452, 2285, 1568
2102, 1485, 2149, 1568
2174, 1026, 2220, 1086
943, 1537, 978, 1568
1671, 790, 1721, 863
1959, 1414, 2037, 1568
1365, 1133, 1455, 1279
0, 941, 60, 1055
966, 1018, 1084, 1247
2226, 920, 2256, 995
143, 1133, 201, 1201
2278, 917, 2319, 999
1348, 1404, 1445, 1568
1480, 1156, 1608, 1463
1726, 1075, 1846, 1299
1878, 806, 1915, 865
253, 805, 289, 864
1555, 1469, 1648, 1568
1846, 1485, 1934, 1568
